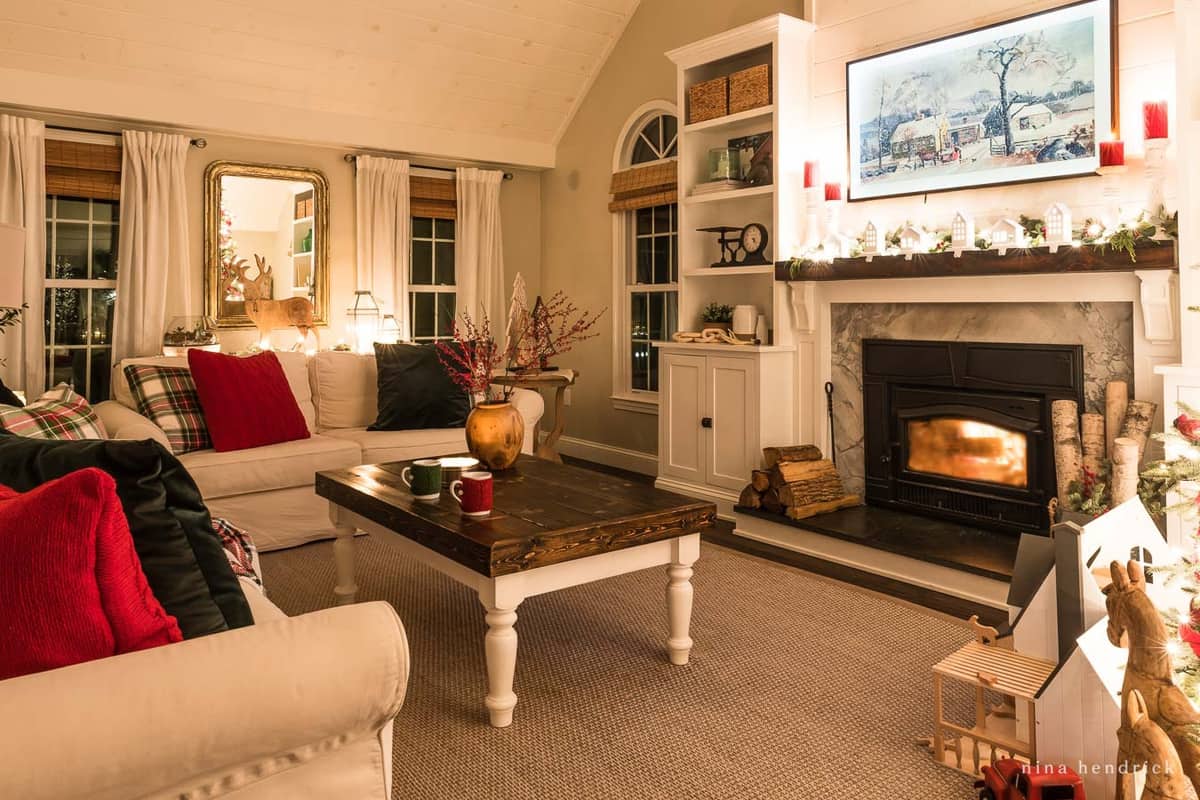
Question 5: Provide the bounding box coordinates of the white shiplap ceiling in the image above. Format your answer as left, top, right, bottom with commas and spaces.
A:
0, 0, 642, 167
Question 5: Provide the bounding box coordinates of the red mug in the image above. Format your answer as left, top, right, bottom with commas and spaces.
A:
450, 471, 493, 517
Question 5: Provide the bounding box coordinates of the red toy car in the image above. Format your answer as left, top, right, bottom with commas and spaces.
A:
975, 758, 1086, 800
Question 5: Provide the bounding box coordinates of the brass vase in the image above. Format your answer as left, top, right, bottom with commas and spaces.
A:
465, 400, 525, 470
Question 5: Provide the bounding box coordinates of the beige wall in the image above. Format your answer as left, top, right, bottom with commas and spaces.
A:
540, 0, 801, 457
11, 107, 541, 357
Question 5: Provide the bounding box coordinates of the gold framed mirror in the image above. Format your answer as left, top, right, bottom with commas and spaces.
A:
203, 160, 329, 329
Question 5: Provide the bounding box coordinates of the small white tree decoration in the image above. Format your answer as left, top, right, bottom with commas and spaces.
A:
898, 223, 927, 260
1044, 202, 1072, 252
986, 218, 1027, 256
950, 211, 975, 257
862, 220, 881, 261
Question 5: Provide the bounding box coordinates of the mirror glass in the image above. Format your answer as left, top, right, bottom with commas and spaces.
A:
204, 161, 328, 328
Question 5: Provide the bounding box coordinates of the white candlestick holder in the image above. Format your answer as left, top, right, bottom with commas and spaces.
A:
1144, 138, 1168, 214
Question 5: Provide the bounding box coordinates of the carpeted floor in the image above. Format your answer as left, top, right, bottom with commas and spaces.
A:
261, 534, 978, 799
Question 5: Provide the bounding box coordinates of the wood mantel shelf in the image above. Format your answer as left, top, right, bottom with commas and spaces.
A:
773, 241, 1177, 282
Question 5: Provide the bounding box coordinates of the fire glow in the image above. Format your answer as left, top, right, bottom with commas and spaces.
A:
906, 418, 1028, 488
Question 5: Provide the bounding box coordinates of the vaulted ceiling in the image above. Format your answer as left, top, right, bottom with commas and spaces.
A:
0, 0, 642, 167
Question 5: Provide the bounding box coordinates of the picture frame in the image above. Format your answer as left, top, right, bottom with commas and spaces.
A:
846, 0, 1117, 202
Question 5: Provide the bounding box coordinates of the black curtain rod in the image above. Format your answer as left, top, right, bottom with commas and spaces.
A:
343, 152, 513, 180
48, 124, 207, 148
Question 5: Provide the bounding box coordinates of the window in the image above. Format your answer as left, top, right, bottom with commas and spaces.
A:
409, 216, 455, 342
610, 104, 679, 411
44, 196, 119, 401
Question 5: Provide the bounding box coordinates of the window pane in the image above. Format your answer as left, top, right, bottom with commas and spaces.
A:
648, 343, 661, 392
435, 218, 455, 239
641, 117, 661, 152
89, 349, 112, 402
635, 207, 652, 236
631, 137, 656, 165
666, 292, 678, 338
635, 238, 652, 284
411, 292, 435, 339
630, 292, 648, 339
44, 221, 52, 278
411, 240, 433, 284
46, 347, 78, 389
53, 222, 88, 279
670, 233, 678, 283
649, 292, 667, 341
93, 200, 118, 223
413, 217, 433, 239
92, 224, 117, 279
662, 116, 677, 153
653, 236, 670, 284
51, 288, 87, 345
652, 204, 670, 234
436, 293, 456, 338
631, 341, 650, 391
90, 288, 115, 346
434, 241, 455, 285
57, 198, 89, 221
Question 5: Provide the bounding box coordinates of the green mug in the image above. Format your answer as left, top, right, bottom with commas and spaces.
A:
401, 459, 442, 502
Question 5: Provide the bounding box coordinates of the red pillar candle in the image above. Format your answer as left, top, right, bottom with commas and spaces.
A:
1099, 139, 1124, 167
1143, 100, 1169, 140
824, 182, 842, 201
803, 161, 820, 188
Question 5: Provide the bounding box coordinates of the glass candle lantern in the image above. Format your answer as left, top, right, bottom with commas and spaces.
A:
346, 290, 381, 355
707, 147, 740, 181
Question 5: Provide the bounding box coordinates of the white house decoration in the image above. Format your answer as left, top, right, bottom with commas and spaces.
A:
898, 223, 927, 260
862, 220, 881, 259
950, 212, 975, 256
986, 218, 1027, 255
822, 231, 856, 259
1044, 202, 1072, 251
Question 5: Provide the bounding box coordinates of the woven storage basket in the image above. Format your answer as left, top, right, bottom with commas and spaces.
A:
729, 64, 771, 114
688, 76, 728, 124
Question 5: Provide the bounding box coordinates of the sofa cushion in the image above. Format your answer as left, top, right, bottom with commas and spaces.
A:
180, 434, 361, 499
113, 352, 317, 433
123, 364, 212, 453
309, 350, 377, 430
188, 350, 310, 452
0, 436, 253, 638
323, 426, 467, 465
0, 383, 107, 440
370, 342, 470, 431
0, 468, 183, 680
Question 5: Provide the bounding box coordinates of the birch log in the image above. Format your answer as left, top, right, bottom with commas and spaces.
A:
1081, 413, 1106, 478
1051, 399, 1083, 506
1111, 437, 1140, 505
1118, 400, 1158, 463
1105, 381, 1128, 459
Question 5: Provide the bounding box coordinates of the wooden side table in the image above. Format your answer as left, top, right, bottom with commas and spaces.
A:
492, 369, 577, 463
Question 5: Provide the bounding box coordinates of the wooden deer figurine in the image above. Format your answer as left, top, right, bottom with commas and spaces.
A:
237, 254, 316, 349
1116, 689, 1197, 800
1107, 560, 1200, 798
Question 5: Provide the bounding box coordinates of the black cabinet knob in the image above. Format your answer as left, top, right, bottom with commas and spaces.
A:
701, 417, 713, 428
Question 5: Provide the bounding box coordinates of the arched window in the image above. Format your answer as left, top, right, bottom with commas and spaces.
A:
610, 103, 679, 411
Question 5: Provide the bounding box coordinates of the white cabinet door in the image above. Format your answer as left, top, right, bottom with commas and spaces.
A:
706, 355, 757, 491
661, 353, 706, 483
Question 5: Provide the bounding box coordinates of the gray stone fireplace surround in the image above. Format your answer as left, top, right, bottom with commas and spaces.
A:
830, 302, 1134, 496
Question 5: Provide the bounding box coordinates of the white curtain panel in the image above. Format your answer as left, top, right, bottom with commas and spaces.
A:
455, 168, 505, 330
0, 115, 46, 394
354, 155, 411, 338
113, 130, 191, 364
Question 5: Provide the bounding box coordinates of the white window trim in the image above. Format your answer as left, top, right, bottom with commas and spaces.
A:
610, 100, 678, 414
409, 212, 456, 342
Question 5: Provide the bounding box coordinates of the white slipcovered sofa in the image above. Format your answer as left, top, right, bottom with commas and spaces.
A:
95, 349, 545, 551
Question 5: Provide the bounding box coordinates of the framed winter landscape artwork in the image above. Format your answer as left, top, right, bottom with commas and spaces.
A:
846, 0, 1116, 201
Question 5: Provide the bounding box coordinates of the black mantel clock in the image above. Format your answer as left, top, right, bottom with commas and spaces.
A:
698, 223, 770, 267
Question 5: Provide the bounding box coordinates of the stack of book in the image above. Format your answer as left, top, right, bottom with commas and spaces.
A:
690, 179, 749, 196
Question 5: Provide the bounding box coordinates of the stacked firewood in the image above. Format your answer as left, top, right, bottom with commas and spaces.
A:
1051, 380, 1156, 508
737, 445, 860, 520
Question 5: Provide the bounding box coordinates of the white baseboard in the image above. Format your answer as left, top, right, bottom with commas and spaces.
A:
733, 511, 1011, 610
654, 476, 740, 521
554, 435, 658, 476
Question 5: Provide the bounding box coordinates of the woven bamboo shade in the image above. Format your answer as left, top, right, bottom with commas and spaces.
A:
608, 161, 677, 212
45, 140, 122, 201
411, 175, 456, 219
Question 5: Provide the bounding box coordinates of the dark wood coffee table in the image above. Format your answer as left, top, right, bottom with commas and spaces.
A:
315, 455, 716, 727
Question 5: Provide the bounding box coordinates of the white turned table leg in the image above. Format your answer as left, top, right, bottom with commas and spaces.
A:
666, 534, 700, 665
329, 506, 358, 605
481, 602, 520, 727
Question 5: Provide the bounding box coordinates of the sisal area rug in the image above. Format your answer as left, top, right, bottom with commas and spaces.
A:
261, 535, 977, 799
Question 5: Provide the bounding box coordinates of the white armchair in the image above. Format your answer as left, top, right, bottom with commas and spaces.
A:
0, 601, 409, 800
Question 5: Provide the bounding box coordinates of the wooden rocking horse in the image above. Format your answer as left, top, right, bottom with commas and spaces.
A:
1107, 560, 1200, 798
1117, 689, 1197, 800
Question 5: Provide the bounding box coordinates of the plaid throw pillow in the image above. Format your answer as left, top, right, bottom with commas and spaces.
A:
124, 365, 212, 454
212, 517, 262, 590
0, 383, 108, 440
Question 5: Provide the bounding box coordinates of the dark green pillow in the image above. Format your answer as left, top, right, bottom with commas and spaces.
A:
0, 436, 252, 637
369, 342, 470, 430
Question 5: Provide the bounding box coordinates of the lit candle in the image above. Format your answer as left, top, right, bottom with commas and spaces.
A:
803, 161, 821, 188
1143, 100, 1169, 140
824, 182, 842, 202
1099, 138, 1124, 167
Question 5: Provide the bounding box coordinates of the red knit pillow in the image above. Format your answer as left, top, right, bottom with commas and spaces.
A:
0, 468, 183, 680
187, 350, 310, 452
